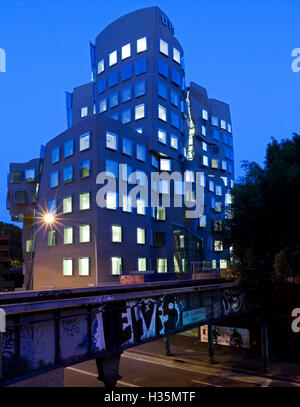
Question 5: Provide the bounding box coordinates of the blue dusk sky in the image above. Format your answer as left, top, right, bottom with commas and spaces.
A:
0, 0, 299, 224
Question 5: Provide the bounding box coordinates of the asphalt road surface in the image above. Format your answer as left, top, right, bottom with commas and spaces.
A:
64, 350, 300, 388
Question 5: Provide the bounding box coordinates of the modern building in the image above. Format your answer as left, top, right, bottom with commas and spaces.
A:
6, 7, 234, 290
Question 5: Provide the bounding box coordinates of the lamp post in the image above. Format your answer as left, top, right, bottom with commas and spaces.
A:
43, 213, 99, 286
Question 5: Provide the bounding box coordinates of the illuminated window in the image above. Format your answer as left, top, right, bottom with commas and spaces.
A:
137, 228, 146, 244
48, 231, 56, 247
137, 37, 147, 53
64, 227, 73, 245
157, 258, 167, 273
227, 123, 232, 133
137, 199, 146, 215
109, 50, 117, 66
63, 259, 73, 276
173, 47, 180, 63
158, 105, 167, 121
212, 159, 219, 169
203, 156, 208, 166
156, 207, 166, 220
160, 39, 169, 56
81, 106, 88, 118
112, 225, 122, 242
97, 59, 104, 74
106, 191, 117, 210
111, 257, 122, 275
221, 119, 226, 129
122, 195, 132, 212
138, 258, 147, 272
220, 259, 228, 269
121, 43, 131, 60
160, 159, 171, 171
26, 240, 33, 252
63, 196, 72, 214
80, 192, 90, 210
158, 128, 167, 144
214, 241, 223, 252
202, 109, 208, 120
79, 257, 90, 276
202, 142, 207, 151
199, 215, 207, 227
80, 225, 90, 243
106, 131, 118, 150
170, 134, 178, 149
222, 160, 227, 171
135, 103, 145, 120
209, 181, 214, 192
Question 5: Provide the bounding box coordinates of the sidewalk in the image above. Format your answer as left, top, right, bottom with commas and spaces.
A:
126, 334, 300, 384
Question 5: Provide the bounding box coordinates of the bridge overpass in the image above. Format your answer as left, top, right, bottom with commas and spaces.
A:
0, 279, 249, 387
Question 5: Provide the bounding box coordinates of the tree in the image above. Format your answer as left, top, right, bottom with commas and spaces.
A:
225, 133, 300, 289
0, 221, 23, 268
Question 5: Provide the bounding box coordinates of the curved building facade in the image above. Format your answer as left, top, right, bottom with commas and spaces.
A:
7, 7, 234, 289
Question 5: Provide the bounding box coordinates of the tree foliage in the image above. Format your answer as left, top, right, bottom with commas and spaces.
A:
0, 221, 23, 268
224, 134, 300, 293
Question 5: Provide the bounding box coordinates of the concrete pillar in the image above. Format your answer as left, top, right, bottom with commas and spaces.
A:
261, 320, 269, 373
208, 323, 216, 364
96, 353, 122, 387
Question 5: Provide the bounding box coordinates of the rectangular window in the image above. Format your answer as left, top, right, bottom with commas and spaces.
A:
157, 258, 167, 273
64, 139, 74, 158
64, 227, 73, 244
14, 190, 25, 204
79, 257, 90, 276
110, 113, 119, 121
106, 191, 117, 210
25, 168, 35, 182
122, 138, 133, 156
158, 105, 167, 121
151, 155, 159, 168
106, 159, 118, 178
160, 39, 169, 56
171, 69, 181, 86
156, 207, 166, 220
203, 155, 208, 166
214, 241, 223, 252
122, 195, 132, 212
216, 185, 222, 196
121, 63, 132, 81
80, 192, 90, 210
51, 146, 60, 164
209, 180, 214, 192
212, 159, 219, 169
214, 221, 223, 232
80, 160, 91, 178
63, 259, 73, 276
10, 171, 21, 183
158, 81, 167, 100
121, 86, 132, 103
109, 50, 117, 66
136, 144, 146, 161
135, 80, 146, 97
81, 106, 88, 118
48, 199, 57, 214
111, 257, 122, 275
221, 119, 226, 129
137, 228, 145, 244
112, 225, 122, 242
202, 109, 208, 120
26, 240, 33, 252
138, 258, 147, 272
221, 160, 227, 171
170, 90, 179, 107
158, 59, 168, 78
50, 171, 59, 188
199, 215, 207, 227
135, 58, 147, 75
80, 224, 90, 242
109, 92, 119, 108
137, 199, 146, 215
202, 125, 206, 137
99, 97, 107, 113
63, 165, 73, 184
121, 164, 132, 181
158, 128, 167, 144
48, 230, 56, 246
211, 116, 219, 126
227, 123, 232, 133
137, 37, 147, 53
63, 196, 72, 214
106, 131, 118, 150
170, 134, 178, 149
135, 103, 145, 120
97, 58, 104, 74
109, 70, 118, 87
173, 47, 180, 63
160, 159, 171, 171
121, 108, 131, 124
171, 112, 179, 128
122, 43, 131, 60
202, 142, 208, 151
98, 77, 106, 93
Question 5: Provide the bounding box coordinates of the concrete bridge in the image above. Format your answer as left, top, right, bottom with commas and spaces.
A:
0, 279, 249, 386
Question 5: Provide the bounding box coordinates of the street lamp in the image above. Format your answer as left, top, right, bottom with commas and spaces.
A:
42, 212, 99, 286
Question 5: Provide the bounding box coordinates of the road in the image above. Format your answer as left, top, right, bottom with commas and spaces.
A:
64, 350, 300, 388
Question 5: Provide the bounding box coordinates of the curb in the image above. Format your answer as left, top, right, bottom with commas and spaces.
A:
125, 348, 300, 386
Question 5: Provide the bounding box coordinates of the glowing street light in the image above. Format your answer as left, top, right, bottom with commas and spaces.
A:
44, 213, 55, 224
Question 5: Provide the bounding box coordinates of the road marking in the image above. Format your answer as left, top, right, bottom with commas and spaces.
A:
66, 366, 139, 387
192, 380, 222, 387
